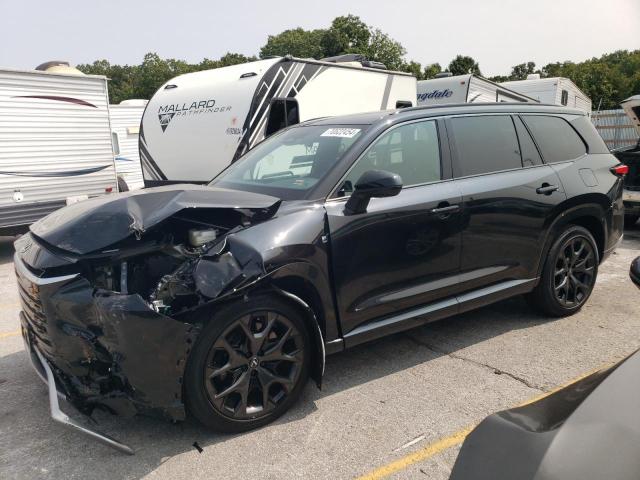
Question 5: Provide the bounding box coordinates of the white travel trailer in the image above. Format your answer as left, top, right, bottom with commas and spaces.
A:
416, 74, 536, 106
501, 75, 592, 113
110, 99, 148, 191
140, 56, 417, 185
0, 62, 117, 235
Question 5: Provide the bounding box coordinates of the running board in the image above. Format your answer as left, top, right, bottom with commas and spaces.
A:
34, 348, 135, 455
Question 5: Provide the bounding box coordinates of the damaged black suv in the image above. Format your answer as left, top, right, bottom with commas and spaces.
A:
15, 103, 624, 442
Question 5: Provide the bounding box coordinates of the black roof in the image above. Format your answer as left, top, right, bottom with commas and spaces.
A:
304, 103, 585, 127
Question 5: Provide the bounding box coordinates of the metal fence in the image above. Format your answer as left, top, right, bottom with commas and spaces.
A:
591, 109, 639, 151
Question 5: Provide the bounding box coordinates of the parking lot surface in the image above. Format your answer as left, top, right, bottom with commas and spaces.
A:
1, 231, 639, 480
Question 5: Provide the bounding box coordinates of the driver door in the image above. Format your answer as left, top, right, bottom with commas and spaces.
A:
324, 119, 463, 345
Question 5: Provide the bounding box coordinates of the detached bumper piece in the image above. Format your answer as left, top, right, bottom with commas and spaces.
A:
33, 347, 134, 455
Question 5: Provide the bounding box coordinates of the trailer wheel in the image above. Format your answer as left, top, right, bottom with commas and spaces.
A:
117, 176, 129, 192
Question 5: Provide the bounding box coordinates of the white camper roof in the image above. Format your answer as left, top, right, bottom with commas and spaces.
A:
0, 66, 107, 81
502, 77, 590, 100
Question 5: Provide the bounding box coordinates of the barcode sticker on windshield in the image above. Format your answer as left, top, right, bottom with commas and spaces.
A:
320, 128, 361, 138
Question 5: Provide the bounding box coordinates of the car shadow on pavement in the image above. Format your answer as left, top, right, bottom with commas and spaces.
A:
0, 295, 555, 479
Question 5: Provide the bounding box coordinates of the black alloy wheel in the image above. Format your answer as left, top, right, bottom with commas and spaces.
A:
204, 311, 304, 419
553, 235, 596, 308
185, 295, 310, 432
527, 225, 599, 317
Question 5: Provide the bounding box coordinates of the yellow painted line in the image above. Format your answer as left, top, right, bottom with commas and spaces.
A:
0, 329, 21, 339
355, 359, 621, 480
356, 426, 473, 480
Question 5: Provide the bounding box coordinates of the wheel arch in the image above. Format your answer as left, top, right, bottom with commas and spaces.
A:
240, 261, 341, 389
537, 200, 608, 279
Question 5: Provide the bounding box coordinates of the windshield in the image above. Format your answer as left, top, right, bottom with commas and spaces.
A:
210, 125, 366, 199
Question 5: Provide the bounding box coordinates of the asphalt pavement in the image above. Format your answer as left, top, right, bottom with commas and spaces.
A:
1, 229, 639, 480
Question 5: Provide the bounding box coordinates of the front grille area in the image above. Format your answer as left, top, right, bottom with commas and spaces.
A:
15, 264, 51, 349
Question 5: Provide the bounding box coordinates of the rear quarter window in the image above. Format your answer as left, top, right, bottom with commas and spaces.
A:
522, 115, 586, 163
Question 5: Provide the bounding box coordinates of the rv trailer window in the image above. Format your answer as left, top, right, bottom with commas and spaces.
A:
395, 100, 413, 109
111, 132, 120, 155
561, 90, 569, 106
265, 98, 300, 137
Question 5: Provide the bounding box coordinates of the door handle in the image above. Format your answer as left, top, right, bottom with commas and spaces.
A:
536, 184, 559, 195
430, 204, 460, 215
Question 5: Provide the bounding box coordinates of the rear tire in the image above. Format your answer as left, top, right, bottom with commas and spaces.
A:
185, 295, 310, 433
527, 225, 598, 317
624, 214, 639, 228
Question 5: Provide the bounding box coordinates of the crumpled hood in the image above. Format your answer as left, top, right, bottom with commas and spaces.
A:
30, 184, 281, 254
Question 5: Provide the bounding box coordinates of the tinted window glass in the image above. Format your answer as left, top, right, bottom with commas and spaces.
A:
341, 120, 441, 193
451, 115, 522, 177
212, 125, 364, 199
522, 115, 586, 163
514, 116, 543, 167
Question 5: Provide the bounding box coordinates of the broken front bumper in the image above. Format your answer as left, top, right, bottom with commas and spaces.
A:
15, 251, 197, 424
21, 324, 134, 454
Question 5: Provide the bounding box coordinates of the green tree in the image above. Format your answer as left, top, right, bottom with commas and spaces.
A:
218, 52, 258, 66
448, 55, 481, 76
400, 60, 423, 79
510, 61, 537, 80
364, 28, 406, 70
489, 74, 511, 83
423, 63, 442, 79
259, 28, 326, 59
322, 14, 370, 56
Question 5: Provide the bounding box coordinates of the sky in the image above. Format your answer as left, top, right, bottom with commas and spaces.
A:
1, 0, 639, 76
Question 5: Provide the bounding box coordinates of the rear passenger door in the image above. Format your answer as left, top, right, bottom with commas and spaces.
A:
446, 114, 566, 294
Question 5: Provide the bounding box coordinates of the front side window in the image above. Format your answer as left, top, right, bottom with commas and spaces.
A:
211, 125, 364, 199
339, 120, 441, 194
522, 115, 586, 163
451, 115, 522, 177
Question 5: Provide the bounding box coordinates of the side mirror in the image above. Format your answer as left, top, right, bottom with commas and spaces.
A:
344, 170, 402, 215
630, 257, 640, 289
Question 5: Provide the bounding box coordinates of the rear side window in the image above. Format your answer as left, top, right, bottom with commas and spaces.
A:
451, 115, 522, 177
513, 116, 542, 167
522, 115, 586, 163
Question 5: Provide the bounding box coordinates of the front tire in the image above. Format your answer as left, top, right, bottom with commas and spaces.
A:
527, 225, 598, 317
185, 295, 310, 432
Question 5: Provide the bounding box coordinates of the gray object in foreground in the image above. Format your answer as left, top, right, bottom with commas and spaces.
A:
33, 347, 134, 455
450, 257, 640, 480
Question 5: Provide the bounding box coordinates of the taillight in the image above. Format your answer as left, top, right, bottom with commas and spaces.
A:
611, 164, 629, 176
105, 186, 113, 193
